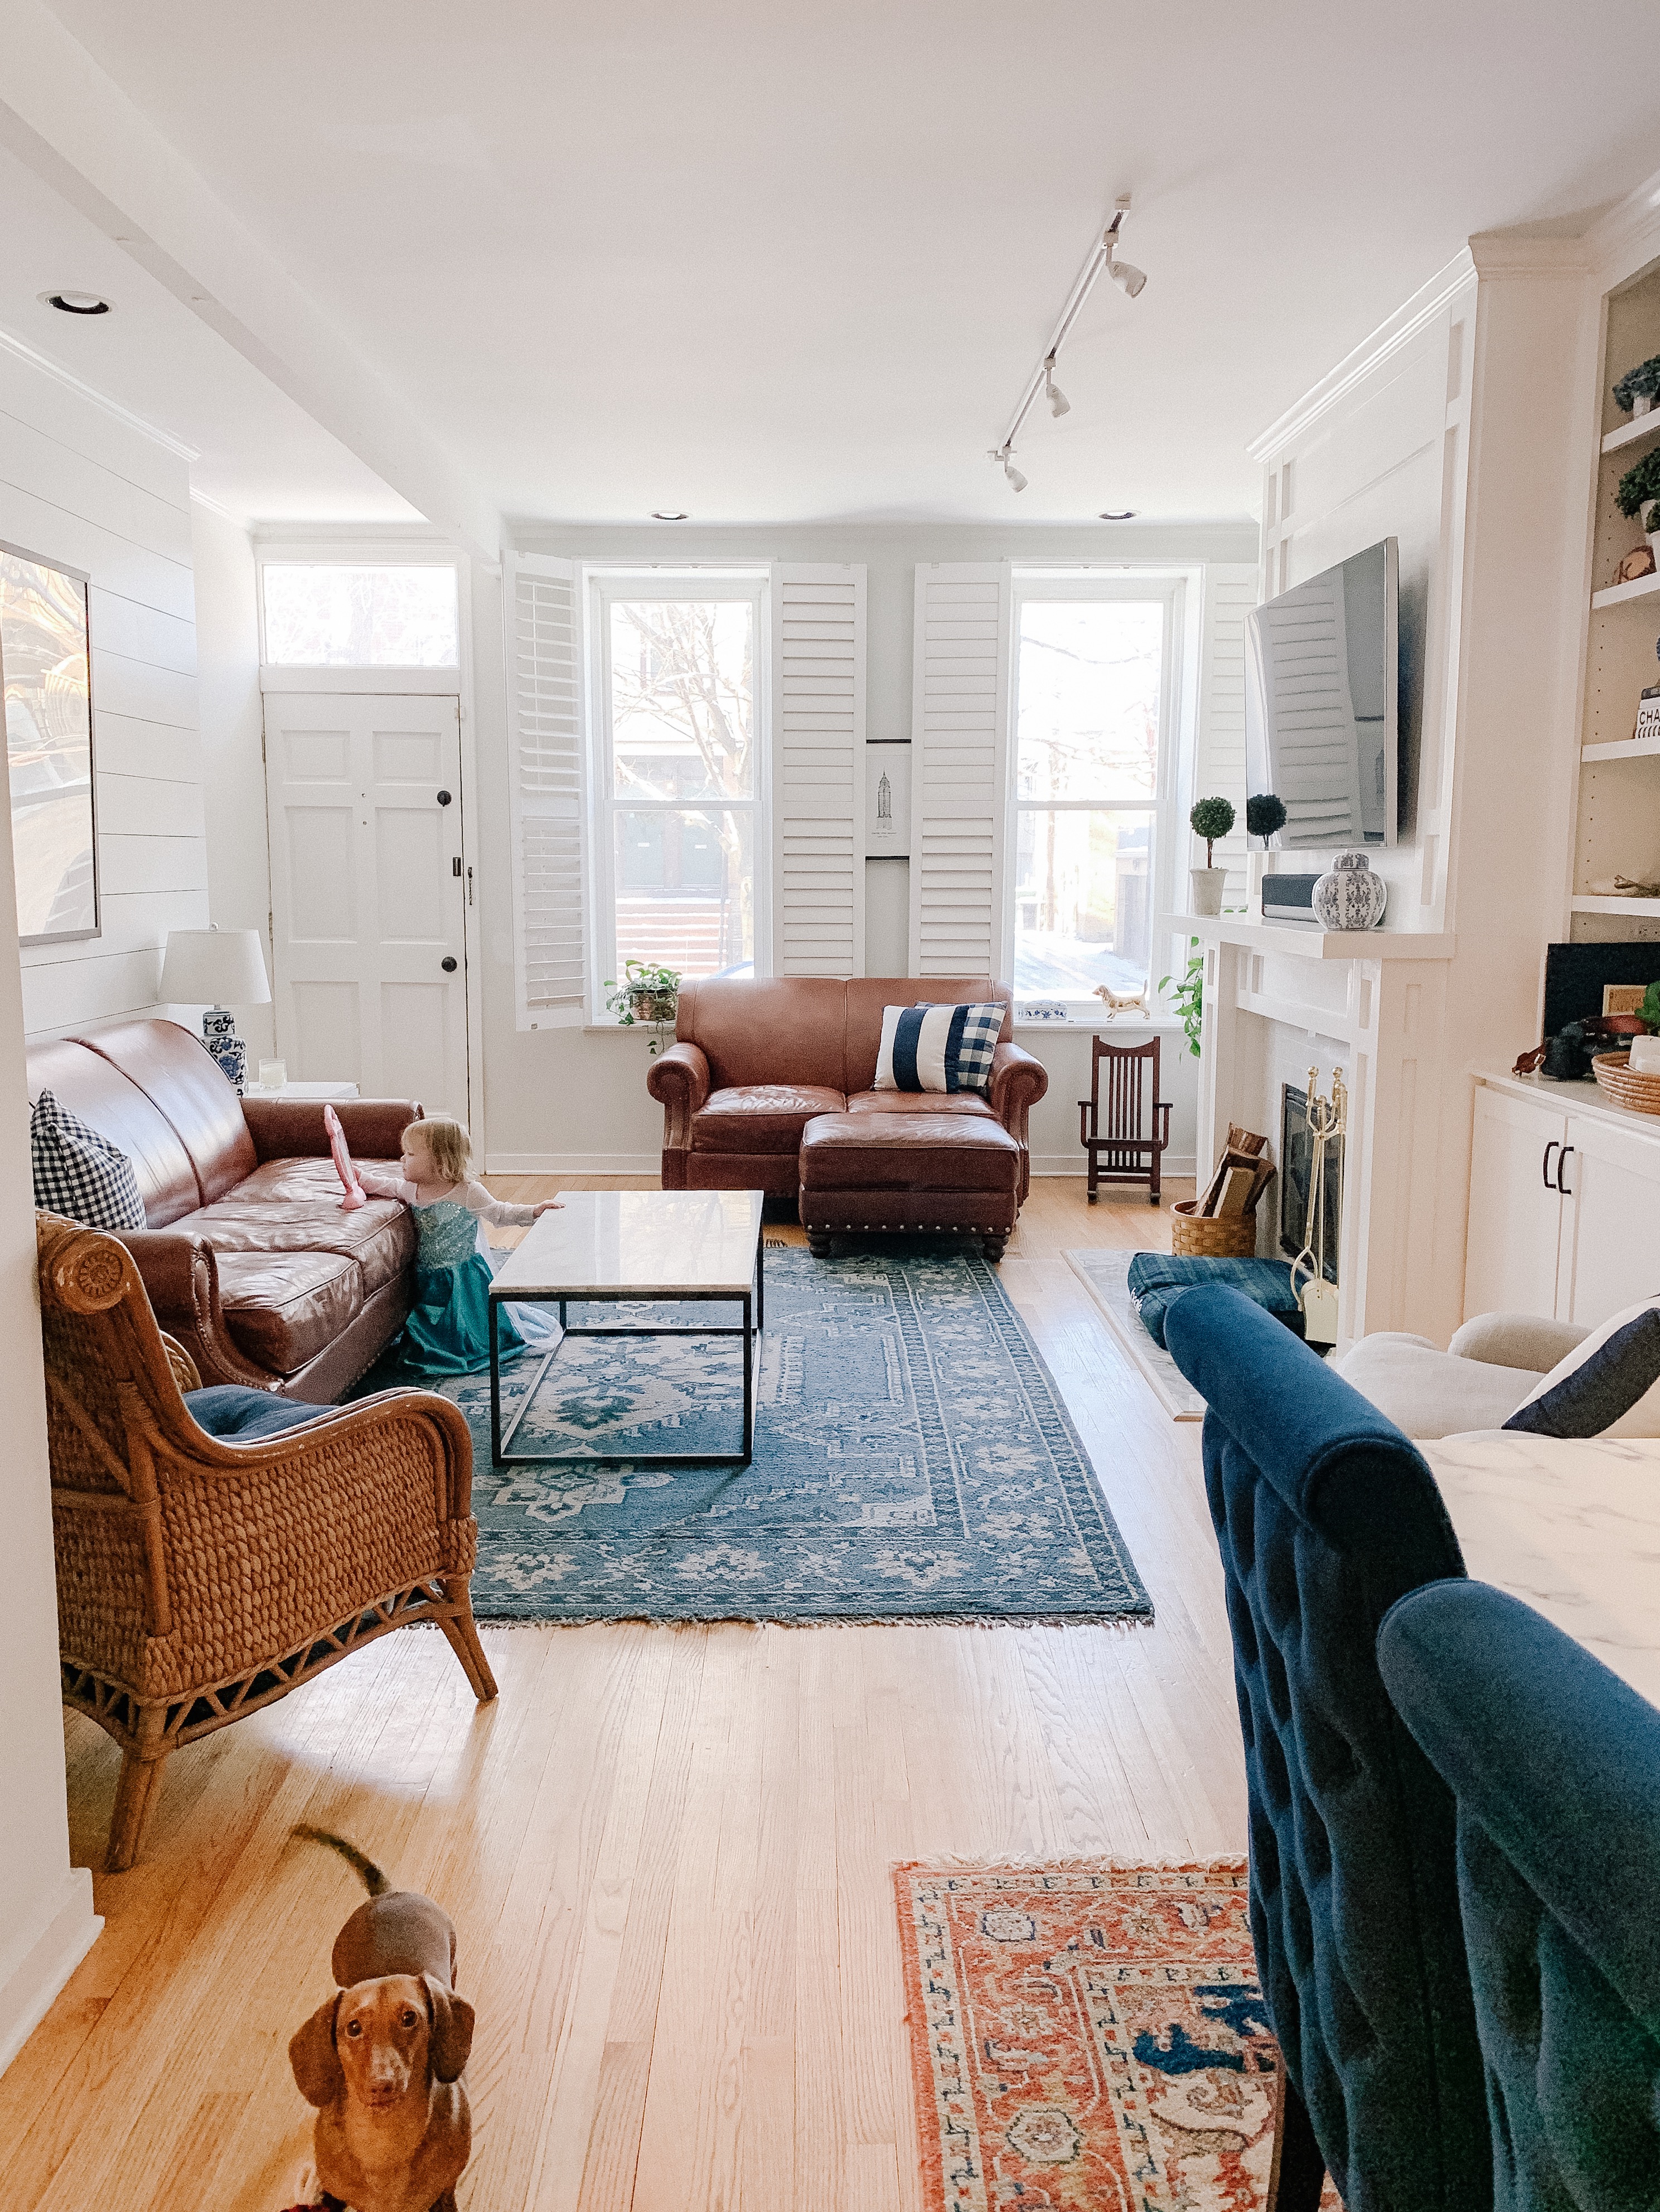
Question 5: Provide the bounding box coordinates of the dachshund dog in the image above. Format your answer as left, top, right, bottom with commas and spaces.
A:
1094, 983, 1151, 1019
288, 1829, 475, 2212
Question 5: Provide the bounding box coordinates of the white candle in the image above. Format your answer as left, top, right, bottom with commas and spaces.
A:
1627, 1035, 1660, 1075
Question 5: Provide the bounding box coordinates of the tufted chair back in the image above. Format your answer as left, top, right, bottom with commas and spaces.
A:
1164, 1286, 1491, 2211
1380, 1579, 1660, 2212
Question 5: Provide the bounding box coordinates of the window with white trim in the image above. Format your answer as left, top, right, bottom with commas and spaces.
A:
1010, 580, 1178, 1003
588, 572, 769, 995
260, 562, 459, 667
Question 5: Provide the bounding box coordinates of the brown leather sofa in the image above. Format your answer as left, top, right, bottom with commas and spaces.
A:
646, 977, 1048, 1255
27, 1018, 420, 1401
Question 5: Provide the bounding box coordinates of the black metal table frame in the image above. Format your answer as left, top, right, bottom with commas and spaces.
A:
488, 1221, 764, 1469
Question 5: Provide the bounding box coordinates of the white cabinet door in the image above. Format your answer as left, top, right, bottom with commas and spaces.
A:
1556, 1114, 1660, 1328
1464, 1088, 1568, 1323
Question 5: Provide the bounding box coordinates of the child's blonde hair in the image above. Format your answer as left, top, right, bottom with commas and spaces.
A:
404, 1115, 471, 1187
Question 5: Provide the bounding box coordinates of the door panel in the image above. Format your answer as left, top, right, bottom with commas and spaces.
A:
265, 693, 468, 1117
1463, 1087, 1566, 1324
1556, 1115, 1660, 1328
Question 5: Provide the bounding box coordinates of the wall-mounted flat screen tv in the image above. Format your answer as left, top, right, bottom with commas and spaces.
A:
1244, 536, 1398, 850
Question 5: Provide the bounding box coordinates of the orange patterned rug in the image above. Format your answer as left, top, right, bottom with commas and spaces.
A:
894, 1860, 1343, 2211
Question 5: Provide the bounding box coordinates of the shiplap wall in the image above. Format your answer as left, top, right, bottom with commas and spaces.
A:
0, 348, 207, 1040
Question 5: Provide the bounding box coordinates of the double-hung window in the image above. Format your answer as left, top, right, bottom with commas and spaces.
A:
589, 573, 768, 994
1010, 580, 1177, 1005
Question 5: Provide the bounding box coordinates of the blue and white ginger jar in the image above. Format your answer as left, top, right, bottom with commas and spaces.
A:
1311, 850, 1387, 931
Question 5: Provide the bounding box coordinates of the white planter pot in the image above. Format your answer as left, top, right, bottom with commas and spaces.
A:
1190, 867, 1227, 917
1637, 394, 1655, 418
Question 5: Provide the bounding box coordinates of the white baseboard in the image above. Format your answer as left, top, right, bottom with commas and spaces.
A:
0, 1869, 100, 2080
1031, 1154, 1197, 1178
485, 1154, 660, 1175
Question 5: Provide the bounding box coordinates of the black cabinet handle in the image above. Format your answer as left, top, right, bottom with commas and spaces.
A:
1542, 1140, 1560, 1191
1557, 1144, 1575, 1198
441, 956, 458, 972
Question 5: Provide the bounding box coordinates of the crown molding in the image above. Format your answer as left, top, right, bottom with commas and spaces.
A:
0, 319, 199, 461
1248, 251, 1477, 463
1582, 165, 1660, 288
1466, 230, 1594, 278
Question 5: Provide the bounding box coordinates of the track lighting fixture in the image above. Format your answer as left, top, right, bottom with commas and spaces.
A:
988, 192, 1146, 492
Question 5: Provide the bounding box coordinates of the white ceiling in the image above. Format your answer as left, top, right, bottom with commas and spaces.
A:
11, 2, 1660, 531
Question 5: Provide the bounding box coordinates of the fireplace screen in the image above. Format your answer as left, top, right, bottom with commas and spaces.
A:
1280, 1081, 1342, 1284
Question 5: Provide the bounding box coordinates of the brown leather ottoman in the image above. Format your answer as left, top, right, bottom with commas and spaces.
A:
798, 1110, 1022, 1262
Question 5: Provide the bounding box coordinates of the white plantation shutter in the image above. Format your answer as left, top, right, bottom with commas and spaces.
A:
1196, 564, 1260, 899
771, 563, 865, 976
908, 562, 1012, 976
505, 553, 585, 1029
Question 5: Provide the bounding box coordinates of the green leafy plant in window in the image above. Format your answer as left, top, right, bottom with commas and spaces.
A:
1159, 938, 1204, 1058
603, 957, 681, 1054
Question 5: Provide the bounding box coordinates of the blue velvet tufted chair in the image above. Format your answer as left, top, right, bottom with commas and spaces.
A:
1163, 1286, 1492, 2211
1379, 1579, 1660, 2211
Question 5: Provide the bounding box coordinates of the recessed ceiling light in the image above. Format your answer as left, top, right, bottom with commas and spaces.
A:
39, 290, 110, 316
1098, 509, 1137, 520
651, 510, 689, 521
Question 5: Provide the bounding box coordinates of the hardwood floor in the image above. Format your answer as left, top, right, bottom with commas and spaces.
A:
2, 1174, 1245, 2212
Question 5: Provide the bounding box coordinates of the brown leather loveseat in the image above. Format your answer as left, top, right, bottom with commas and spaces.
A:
646, 977, 1048, 1256
28, 1018, 420, 1400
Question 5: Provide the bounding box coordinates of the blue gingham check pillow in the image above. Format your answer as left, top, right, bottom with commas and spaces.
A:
873, 1001, 1004, 1095
31, 1088, 146, 1230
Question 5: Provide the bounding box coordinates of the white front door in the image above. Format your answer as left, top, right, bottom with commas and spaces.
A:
264, 692, 470, 1117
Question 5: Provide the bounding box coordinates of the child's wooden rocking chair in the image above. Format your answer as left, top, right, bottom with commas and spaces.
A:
1078, 1035, 1172, 1204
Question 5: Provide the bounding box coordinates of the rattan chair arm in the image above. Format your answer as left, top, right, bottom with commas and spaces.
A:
145, 1387, 476, 1521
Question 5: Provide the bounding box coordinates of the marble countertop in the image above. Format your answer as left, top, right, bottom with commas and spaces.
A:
1422, 1430, 1660, 1708
491, 1188, 763, 1298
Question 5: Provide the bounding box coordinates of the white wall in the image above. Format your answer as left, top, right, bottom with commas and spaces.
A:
0, 728, 100, 2075
477, 520, 1255, 1174
0, 347, 210, 1040
189, 503, 274, 1061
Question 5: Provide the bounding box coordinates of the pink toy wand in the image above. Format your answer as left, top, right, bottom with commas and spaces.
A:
323, 1102, 366, 1211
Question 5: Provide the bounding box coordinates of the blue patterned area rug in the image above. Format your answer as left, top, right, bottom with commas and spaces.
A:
446, 1245, 1151, 1626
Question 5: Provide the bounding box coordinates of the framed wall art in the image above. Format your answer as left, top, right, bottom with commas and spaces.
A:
0, 539, 99, 945
865, 740, 911, 856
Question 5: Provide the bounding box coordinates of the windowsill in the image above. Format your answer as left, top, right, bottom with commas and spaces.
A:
1014, 1015, 1187, 1034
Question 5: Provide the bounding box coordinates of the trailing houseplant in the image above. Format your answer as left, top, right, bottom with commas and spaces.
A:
1159, 938, 1204, 1057
603, 957, 681, 1054
1614, 355, 1660, 414
1188, 795, 1235, 916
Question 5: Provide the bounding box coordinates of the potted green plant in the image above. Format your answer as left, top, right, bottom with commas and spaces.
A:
1614, 355, 1660, 417
603, 957, 681, 1054
1158, 937, 1203, 1057
1244, 791, 1288, 908
1615, 449, 1660, 534
1188, 796, 1235, 916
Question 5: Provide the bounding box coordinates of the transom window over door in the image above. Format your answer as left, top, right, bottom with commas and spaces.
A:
1012, 589, 1173, 1001
593, 577, 767, 992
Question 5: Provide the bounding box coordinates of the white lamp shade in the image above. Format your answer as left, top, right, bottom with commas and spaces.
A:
159, 927, 272, 1006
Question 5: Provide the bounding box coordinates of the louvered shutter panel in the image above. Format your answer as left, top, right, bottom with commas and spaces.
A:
771, 563, 865, 976
505, 554, 585, 1029
908, 562, 1012, 976
1196, 565, 1260, 899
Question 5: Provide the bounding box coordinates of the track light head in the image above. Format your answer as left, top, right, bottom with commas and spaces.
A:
1043, 355, 1070, 419
1108, 257, 1146, 299
990, 445, 1028, 493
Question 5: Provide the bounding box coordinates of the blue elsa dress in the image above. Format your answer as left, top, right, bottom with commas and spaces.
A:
362, 1178, 557, 1382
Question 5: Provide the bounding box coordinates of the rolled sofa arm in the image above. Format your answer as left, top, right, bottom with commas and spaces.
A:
241, 1097, 422, 1164
1448, 1311, 1590, 1374
646, 1042, 711, 1156
113, 1228, 279, 1392
988, 1040, 1048, 1146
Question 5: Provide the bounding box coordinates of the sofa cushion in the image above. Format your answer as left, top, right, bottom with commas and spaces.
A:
1505, 1296, 1660, 1439
174, 1192, 413, 1296
78, 1017, 258, 1203
798, 1111, 1020, 1193
1336, 1333, 1538, 1441
845, 1089, 994, 1118
690, 1084, 846, 1154
212, 1248, 364, 1374
672, 979, 855, 1092
225, 1155, 400, 1205
31, 1088, 146, 1230
27, 1037, 201, 1223
873, 1001, 1004, 1095
843, 977, 1008, 1092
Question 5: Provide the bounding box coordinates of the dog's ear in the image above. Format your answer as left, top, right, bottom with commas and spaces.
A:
289, 1994, 342, 2106
423, 1975, 475, 2084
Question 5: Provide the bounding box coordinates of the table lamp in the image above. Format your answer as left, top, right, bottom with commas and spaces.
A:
158, 926, 272, 1095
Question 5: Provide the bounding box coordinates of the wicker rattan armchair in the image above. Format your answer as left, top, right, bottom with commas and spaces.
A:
37, 1212, 498, 1871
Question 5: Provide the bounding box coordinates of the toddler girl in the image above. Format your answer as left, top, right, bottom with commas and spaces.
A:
357, 1117, 562, 1379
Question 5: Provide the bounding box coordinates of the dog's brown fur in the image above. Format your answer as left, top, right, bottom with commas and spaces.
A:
288, 1829, 474, 2212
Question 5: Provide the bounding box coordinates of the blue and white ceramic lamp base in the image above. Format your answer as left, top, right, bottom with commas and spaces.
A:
202, 1006, 248, 1095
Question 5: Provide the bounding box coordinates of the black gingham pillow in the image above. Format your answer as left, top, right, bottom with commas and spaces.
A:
31, 1088, 146, 1230
912, 1000, 1004, 1095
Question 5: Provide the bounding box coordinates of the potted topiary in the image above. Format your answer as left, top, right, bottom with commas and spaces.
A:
1244, 791, 1288, 907
1614, 355, 1660, 418
1616, 450, 1660, 541
1188, 796, 1235, 916
603, 957, 681, 1054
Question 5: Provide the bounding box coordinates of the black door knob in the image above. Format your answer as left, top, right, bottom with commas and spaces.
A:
441, 956, 458, 972
436, 788, 453, 806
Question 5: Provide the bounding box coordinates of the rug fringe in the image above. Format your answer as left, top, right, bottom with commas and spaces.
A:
472, 1609, 1154, 1631
892, 1853, 1248, 1876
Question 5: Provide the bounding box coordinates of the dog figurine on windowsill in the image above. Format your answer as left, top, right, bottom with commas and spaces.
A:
1094, 984, 1151, 1019
288, 1828, 475, 2212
